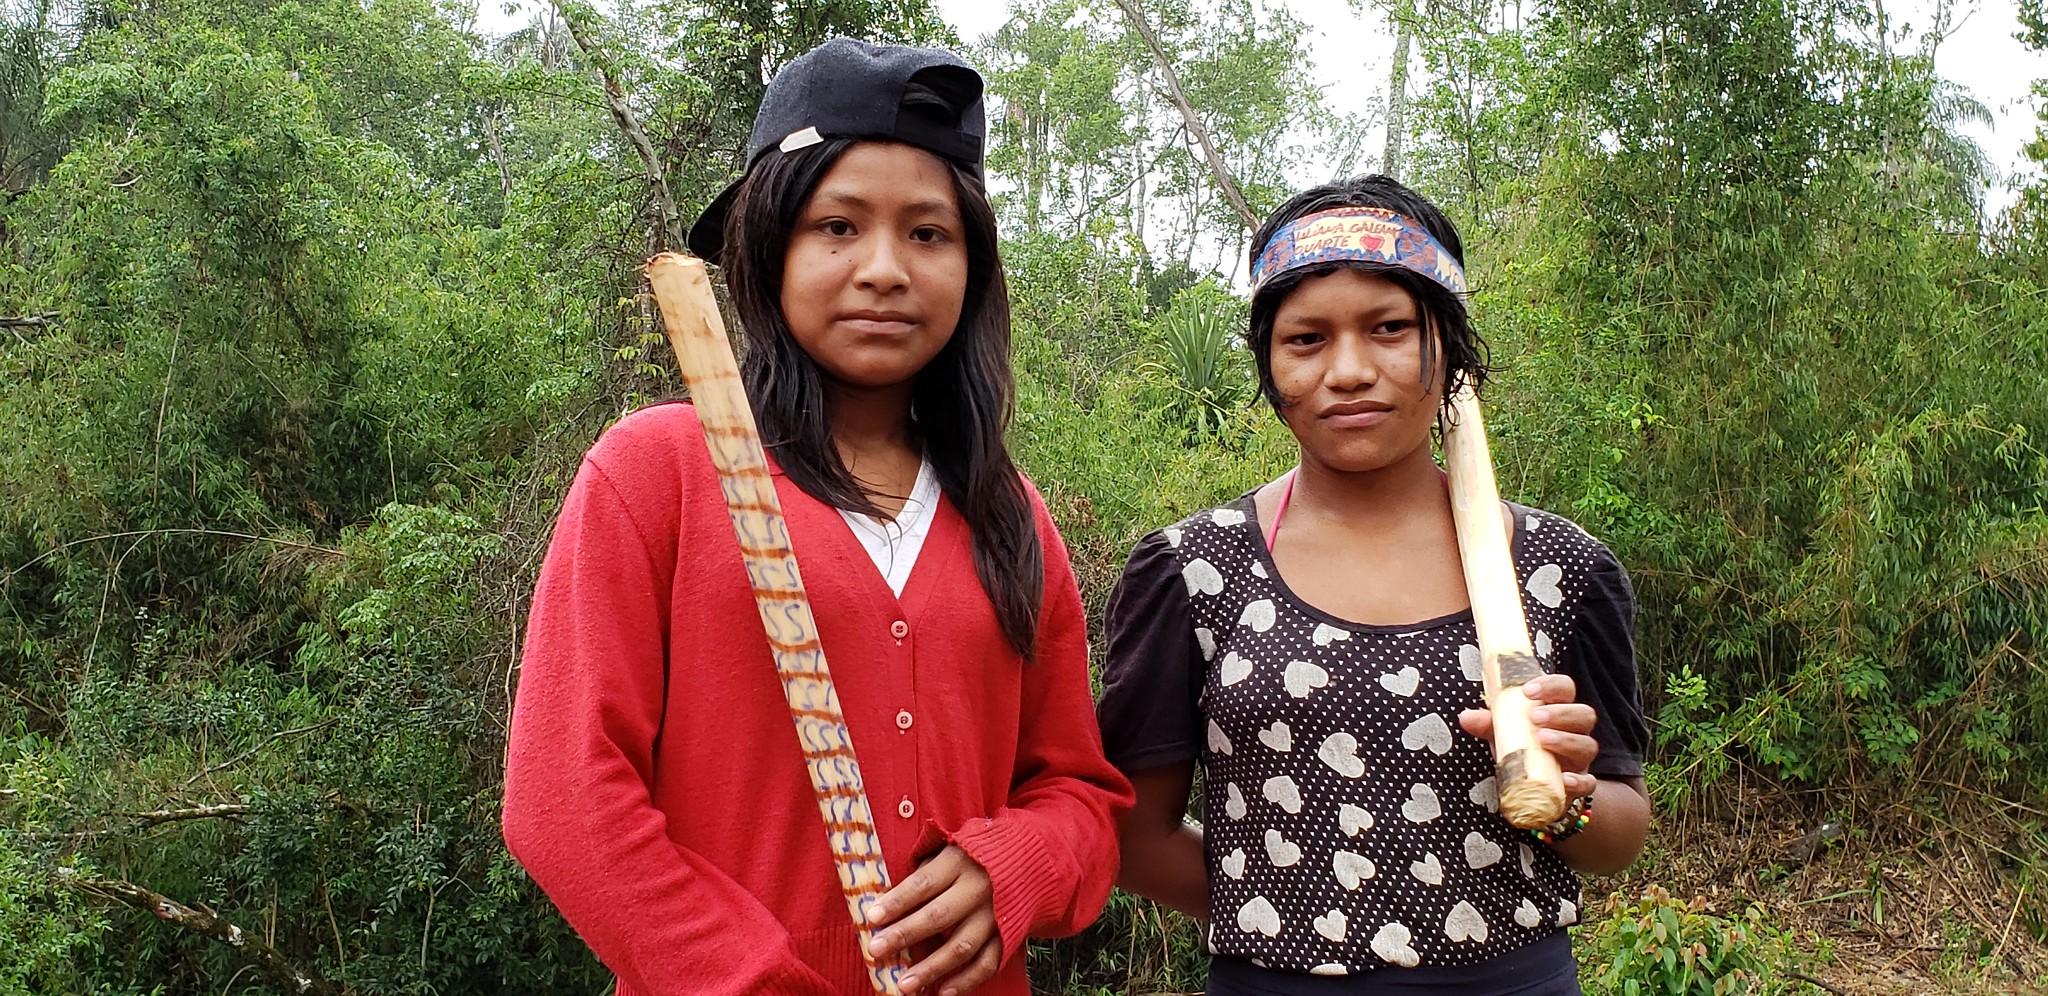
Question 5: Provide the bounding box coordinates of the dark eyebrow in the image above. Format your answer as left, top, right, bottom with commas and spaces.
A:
808, 190, 873, 211
1275, 298, 1418, 330
808, 190, 959, 218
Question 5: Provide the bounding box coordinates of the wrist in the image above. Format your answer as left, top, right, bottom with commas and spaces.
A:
1531, 784, 1594, 844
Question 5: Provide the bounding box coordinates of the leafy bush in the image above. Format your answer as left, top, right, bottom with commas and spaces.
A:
1580, 886, 1802, 996
0, 797, 107, 996
6, 0, 2048, 990
1138, 282, 1253, 440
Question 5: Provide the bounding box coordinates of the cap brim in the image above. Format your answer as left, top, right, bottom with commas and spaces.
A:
686, 179, 743, 263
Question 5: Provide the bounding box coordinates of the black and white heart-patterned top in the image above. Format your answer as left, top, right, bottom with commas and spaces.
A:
1098, 492, 1647, 979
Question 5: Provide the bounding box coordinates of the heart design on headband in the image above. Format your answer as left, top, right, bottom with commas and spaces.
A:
1251, 207, 1468, 295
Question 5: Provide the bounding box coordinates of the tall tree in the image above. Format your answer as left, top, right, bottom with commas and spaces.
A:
1113, 0, 1259, 231
1378, 0, 1416, 180
978, 0, 1346, 264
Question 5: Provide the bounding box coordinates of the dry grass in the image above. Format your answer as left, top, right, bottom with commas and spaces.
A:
1591, 766, 2048, 995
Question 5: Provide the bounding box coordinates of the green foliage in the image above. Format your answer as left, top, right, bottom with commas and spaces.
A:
1137, 281, 1252, 439
4, 0, 2048, 990
1, 0, 66, 192
1005, 224, 1151, 403
979, 0, 1355, 264
0, 786, 107, 996
1579, 887, 1803, 996
1413, 0, 2048, 806
1030, 890, 1207, 994
1013, 340, 1293, 615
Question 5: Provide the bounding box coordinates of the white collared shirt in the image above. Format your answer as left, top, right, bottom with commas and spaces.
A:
838, 459, 940, 597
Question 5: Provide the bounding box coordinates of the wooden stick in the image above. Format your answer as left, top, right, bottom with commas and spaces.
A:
643, 252, 911, 995
1440, 385, 1567, 829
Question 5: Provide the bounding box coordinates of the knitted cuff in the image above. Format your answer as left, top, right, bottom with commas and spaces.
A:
946, 815, 1060, 964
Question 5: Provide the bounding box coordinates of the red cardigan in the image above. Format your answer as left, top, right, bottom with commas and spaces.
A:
502, 402, 1132, 995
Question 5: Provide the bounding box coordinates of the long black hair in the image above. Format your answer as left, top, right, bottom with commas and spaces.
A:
1247, 174, 1491, 414
719, 137, 1045, 661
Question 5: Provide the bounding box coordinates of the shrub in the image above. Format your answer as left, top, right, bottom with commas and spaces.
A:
1580, 886, 1803, 996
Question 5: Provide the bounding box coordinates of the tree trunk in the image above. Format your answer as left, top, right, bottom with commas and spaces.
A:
1384, 0, 1416, 181
1132, 76, 1149, 253
480, 106, 514, 199
1027, 99, 1047, 230
1113, 0, 1262, 233
556, 4, 684, 251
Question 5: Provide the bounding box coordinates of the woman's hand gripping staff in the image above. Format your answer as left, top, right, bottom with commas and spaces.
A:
863, 845, 1002, 996
1439, 385, 1568, 830
644, 252, 914, 995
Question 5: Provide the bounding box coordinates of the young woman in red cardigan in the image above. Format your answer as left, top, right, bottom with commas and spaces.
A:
502, 39, 1132, 996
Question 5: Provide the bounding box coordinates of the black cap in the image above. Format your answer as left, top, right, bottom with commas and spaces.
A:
686, 37, 987, 263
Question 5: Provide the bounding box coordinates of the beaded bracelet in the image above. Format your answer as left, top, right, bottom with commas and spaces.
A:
1531, 789, 1593, 843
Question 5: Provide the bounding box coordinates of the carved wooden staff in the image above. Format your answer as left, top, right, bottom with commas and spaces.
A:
644, 252, 912, 995
1440, 386, 1568, 830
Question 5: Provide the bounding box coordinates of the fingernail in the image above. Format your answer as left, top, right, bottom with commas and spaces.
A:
866, 904, 885, 923
900, 974, 920, 992
869, 936, 889, 956
1529, 707, 1549, 723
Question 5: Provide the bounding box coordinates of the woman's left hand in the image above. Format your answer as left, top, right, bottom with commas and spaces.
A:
865, 845, 1001, 995
1458, 673, 1602, 800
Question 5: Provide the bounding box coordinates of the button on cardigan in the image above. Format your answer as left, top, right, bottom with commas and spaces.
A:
503, 402, 1133, 995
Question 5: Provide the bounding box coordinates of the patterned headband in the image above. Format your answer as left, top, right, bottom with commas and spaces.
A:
1250, 207, 1468, 296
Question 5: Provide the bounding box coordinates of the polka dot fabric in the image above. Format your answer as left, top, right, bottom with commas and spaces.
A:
1171, 494, 1607, 975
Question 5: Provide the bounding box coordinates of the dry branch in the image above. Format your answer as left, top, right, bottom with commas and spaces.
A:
56, 869, 346, 996
1, 529, 343, 589
1112, 0, 1262, 233
129, 803, 252, 827
184, 719, 339, 786
1783, 970, 1849, 994
1, 313, 56, 328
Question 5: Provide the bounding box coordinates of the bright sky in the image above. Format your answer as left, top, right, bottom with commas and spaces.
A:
935, 0, 2048, 215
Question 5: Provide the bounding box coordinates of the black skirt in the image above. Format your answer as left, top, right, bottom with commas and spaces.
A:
1207, 931, 1580, 996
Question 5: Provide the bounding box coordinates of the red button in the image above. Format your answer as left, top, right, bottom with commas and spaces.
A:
890, 620, 909, 639
895, 710, 913, 730
897, 798, 915, 819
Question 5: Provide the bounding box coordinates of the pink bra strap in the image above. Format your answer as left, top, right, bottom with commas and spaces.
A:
1267, 467, 1460, 551
1268, 469, 1298, 551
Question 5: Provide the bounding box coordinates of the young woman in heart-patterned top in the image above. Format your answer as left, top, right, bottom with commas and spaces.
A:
1098, 174, 1651, 995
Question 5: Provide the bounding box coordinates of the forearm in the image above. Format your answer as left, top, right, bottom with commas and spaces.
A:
947, 770, 1129, 950
1115, 764, 1209, 920
503, 711, 835, 991
1550, 775, 1650, 877
1116, 819, 1208, 920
